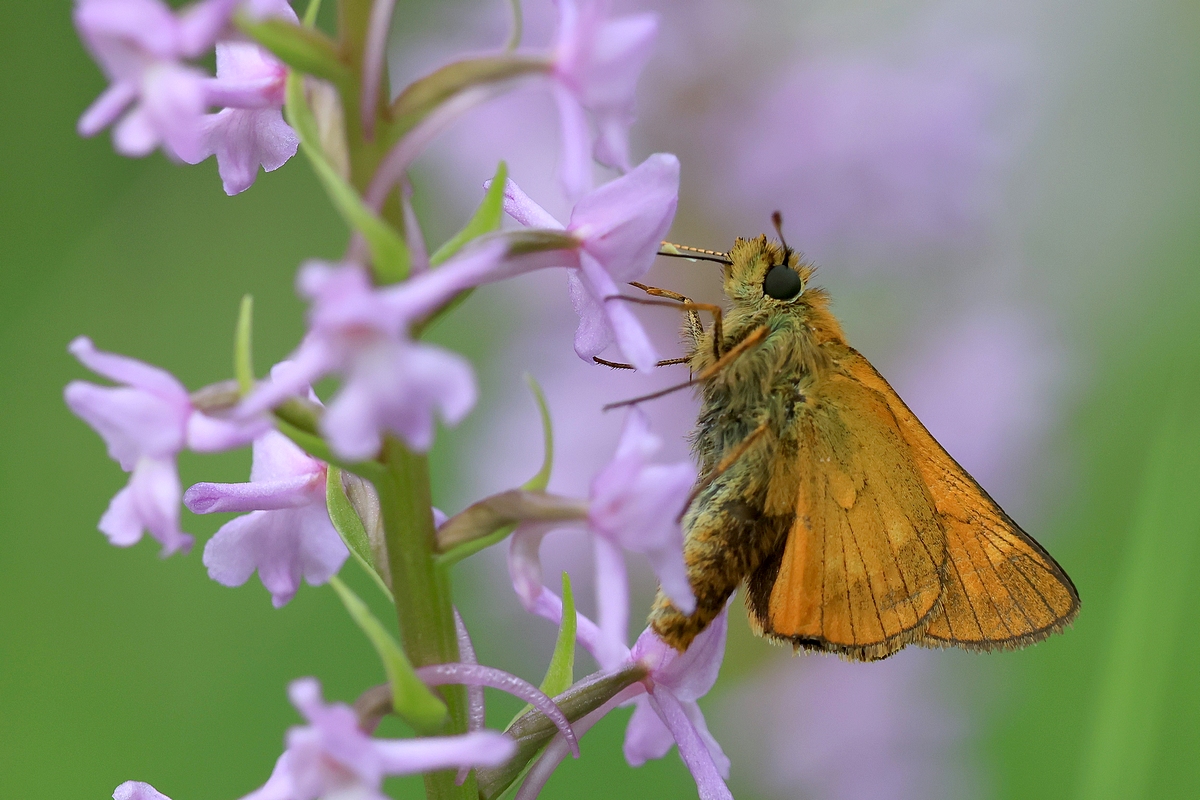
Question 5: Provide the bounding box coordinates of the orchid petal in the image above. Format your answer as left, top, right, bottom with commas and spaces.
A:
622, 695, 674, 766
500, 178, 565, 229
553, 83, 594, 199
373, 731, 516, 774
184, 474, 318, 514
113, 781, 172, 800
68, 336, 187, 401
647, 691, 733, 800
100, 457, 191, 555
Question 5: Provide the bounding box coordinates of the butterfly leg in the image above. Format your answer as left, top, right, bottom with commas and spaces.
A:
628, 282, 722, 359
592, 356, 691, 369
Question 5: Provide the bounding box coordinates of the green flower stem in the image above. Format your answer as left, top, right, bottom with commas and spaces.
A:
377, 437, 473, 800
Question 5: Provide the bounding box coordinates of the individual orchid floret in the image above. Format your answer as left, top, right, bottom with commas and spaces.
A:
379, 156, 677, 372
501, 154, 678, 370
513, 574, 732, 800
550, 0, 659, 198
191, 2, 299, 195
505, 408, 694, 639
113, 781, 171, 800
237, 262, 478, 459
588, 408, 696, 614
184, 430, 348, 607
622, 612, 732, 797
73, 0, 240, 162
64, 336, 267, 556
239, 678, 515, 800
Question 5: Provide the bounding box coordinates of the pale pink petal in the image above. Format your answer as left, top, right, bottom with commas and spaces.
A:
681, 699, 731, 780
68, 336, 187, 401
569, 152, 679, 283
100, 457, 191, 555
184, 474, 318, 514
114, 781, 172, 800
508, 521, 561, 611
585, 13, 657, 170
250, 429, 326, 483
65, 382, 186, 469
236, 752, 296, 800
322, 341, 477, 458
553, 82, 594, 199
622, 695, 674, 766
646, 692, 732, 800
578, 252, 658, 371
499, 178, 566, 229
567, 268, 614, 360
79, 81, 137, 136
201, 107, 299, 194
373, 731, 516, 774
177, 0, 240, 56
633, 607, 728, 701
593, 535, 629, 662
237, 333, 338, 418
138, 62, 209, 162
196, 432, 343, 606
185, 409, 270, 453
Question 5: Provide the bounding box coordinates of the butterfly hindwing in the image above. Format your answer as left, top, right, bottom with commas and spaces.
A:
839, 348, 1080, 649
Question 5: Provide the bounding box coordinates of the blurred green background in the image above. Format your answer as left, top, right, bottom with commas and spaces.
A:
2, 1, 1199, 799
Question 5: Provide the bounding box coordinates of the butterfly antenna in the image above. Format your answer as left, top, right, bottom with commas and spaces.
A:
659, 241, 733, 265
771, 211, 794, 266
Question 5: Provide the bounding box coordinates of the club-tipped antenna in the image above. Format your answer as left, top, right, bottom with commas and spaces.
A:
659, 241, 732, 265
771, 211, 794, 266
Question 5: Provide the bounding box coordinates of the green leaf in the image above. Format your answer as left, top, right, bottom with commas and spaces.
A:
429, 161, 508, 267
284, 71, 410, 282
434, 376, 556, 568
234, 295, 254, 395
326, 467, 393, 601
328, 576, 447, 732
390, 55, 548, 135
1076, 380, 1200, 800
520, 374, 553, 493
541, 573, 576, 696
235, 15, 350, 87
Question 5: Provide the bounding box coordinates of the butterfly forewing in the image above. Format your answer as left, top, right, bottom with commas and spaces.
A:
840, 349, 1080, 649
751, 371, 947, 660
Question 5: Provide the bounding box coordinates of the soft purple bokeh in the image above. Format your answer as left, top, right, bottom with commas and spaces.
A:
718, 651, 970, 800
184, 430, 348, 608
714, 52, 1013, 259
64, 336, 267, 556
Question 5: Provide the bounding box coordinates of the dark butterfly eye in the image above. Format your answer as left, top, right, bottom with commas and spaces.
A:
763, 265, 803, 300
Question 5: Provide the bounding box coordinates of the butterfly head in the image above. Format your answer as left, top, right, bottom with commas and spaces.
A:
722, 222, 842, 345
